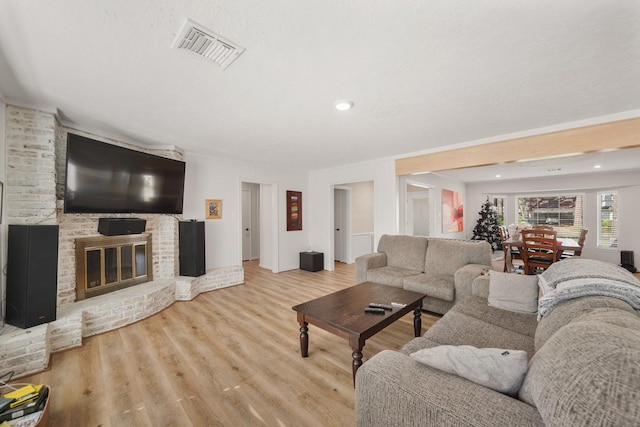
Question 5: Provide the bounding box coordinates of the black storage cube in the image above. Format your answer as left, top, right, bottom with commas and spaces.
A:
300, 251, 323, 272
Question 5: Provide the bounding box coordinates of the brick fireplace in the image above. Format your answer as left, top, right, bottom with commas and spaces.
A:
1, 105, 244, 379
5, 105, 182, 304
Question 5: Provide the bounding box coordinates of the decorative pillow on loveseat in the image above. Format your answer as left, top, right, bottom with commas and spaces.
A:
410, 345, 528, 395
488, 271, 539, 314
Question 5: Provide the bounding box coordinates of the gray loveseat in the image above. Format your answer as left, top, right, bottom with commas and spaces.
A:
355, 234, 492, 314
355, 259, 640, 426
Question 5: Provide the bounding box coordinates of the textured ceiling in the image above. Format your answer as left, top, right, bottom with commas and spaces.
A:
1, 0, 639, 173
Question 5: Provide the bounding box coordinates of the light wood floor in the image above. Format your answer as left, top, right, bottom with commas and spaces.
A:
17, 261, 439, 427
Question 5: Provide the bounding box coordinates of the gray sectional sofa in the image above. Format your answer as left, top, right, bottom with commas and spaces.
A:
355, 234, 492, 314
355, 259, 640, 426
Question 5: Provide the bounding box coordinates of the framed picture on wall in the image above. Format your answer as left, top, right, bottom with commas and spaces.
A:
286, 191, 302, 231
205, 199, 222, 219
442, 189, 463, 233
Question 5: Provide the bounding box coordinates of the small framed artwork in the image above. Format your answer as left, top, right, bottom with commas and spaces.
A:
286, 191, 302, 231
205, 199, 222, 219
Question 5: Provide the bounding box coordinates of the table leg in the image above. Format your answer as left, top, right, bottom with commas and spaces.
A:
299, 321, 308, 357
413, 306, 422, 337
352, 349, 363, 386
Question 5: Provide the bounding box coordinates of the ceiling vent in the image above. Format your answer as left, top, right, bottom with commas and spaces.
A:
172, 19, 245, 70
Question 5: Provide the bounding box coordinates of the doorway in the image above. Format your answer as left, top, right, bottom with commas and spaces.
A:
334, 187, 350, 263
242, 183, 260, 261
332, 181, 374, 264
406, 183, 430, 237
240, 181, 277, 272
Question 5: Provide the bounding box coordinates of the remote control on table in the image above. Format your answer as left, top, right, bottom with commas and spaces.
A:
369, 303, 393, 310
364, 307, 385, 314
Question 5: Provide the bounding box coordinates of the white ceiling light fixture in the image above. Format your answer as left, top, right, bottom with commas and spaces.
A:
334, 100, 353, 111
172, 19, 245, 70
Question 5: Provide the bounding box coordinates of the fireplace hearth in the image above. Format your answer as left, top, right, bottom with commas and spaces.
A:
75, 233, 153, 300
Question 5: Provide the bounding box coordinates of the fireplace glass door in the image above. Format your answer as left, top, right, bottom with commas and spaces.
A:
76, 234, 153, 301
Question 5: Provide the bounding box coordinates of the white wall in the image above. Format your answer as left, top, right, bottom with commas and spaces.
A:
343, 181, 374, 234
308, 158, 397, 271
183, 151, 308, 272
0, 97, 5, 325
466, 170, 640, 265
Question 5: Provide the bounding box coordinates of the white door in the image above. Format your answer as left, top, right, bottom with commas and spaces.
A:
334, 188, 347, 262
242, 188, 251, 261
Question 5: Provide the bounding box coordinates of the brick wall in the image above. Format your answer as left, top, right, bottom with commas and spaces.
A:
6, 105, 182, 306
5, 106, 57, 225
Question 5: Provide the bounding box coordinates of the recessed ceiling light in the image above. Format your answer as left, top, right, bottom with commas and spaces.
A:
495, 174, 501, 178
334, 100, 353, 111
594, 164, 602, 169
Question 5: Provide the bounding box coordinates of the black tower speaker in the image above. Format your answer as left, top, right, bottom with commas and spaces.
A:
6, 225, 59, 328
179, 221, 205, 277
621, 250, 636, 273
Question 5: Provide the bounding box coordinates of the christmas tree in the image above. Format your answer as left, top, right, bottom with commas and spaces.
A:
471, 197, 501, 251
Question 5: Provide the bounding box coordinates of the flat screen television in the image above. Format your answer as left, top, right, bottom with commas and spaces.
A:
64, 133, 186, 214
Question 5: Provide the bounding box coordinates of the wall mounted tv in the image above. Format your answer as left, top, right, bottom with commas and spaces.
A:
64, 133, 186, 214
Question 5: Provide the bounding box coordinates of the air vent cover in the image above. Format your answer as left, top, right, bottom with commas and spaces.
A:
172, 19, 245, 70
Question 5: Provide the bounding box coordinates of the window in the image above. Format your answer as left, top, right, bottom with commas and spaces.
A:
597, 191, 618, 248
490, 196, 506, 226
516, 194, 583, 238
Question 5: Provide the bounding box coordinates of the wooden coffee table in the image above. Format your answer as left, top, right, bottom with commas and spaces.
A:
292, 281, 427, 385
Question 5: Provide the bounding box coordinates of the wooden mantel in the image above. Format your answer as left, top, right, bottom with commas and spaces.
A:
395, 117, 640, 176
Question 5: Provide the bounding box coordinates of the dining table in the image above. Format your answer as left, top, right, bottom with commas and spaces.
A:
503, 237, 582, 273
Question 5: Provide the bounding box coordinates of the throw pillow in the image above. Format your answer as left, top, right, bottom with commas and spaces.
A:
488, 271, 539, 313
410, 345, 528, 395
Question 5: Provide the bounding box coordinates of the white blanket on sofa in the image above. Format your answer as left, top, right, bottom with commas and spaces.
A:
537, 259, 640, 320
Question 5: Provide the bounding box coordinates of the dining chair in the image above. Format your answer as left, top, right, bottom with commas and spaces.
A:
532, 224, 554, 230
562, 228, 588, 258
499, 225, 523, 272
521, 229, 558, 275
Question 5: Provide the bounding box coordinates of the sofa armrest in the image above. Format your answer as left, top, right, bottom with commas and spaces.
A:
454, 263, 490, 301
356, 350, 544, 427
472, 274, 491, 298
355, 253, 387, 284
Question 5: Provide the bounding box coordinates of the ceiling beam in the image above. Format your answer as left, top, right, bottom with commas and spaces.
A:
395, 117, 640, 176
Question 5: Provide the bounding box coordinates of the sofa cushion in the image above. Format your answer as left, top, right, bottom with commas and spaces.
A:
534, 296, 636, 351
356, 350, 546, 427
424, 310, 536, 359
424, 238, 491, 276
519, 316, 640, 426
377, 234, 428, 272
403, 273, 454, 301
488, 271, 539, 314
451, 296, 538, 338
410, 345, 528, 395
367, 267, 422, 288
